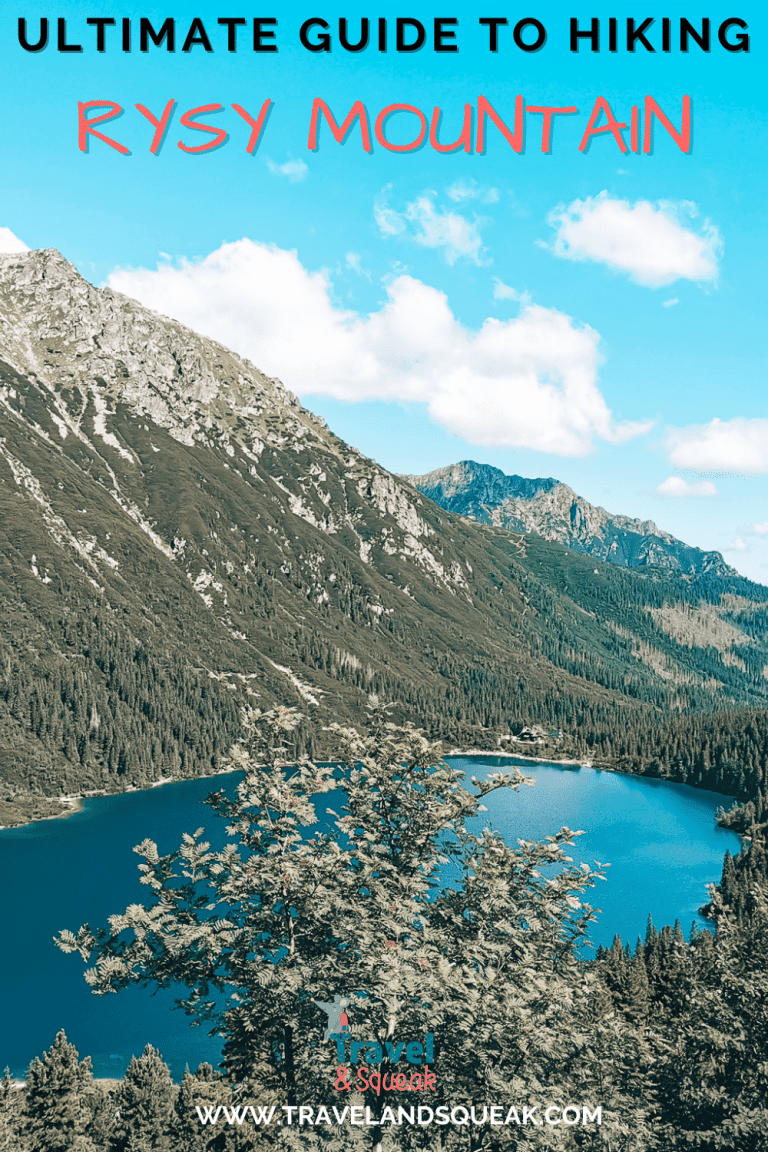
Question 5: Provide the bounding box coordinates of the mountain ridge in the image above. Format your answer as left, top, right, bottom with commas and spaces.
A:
406, 460, 733, 578
2, 249, 768, 824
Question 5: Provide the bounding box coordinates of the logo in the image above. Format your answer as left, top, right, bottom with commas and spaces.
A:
314, 994, 437, 1094
312, 994, 350, 1042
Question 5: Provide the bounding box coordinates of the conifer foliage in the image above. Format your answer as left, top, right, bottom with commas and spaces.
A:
22, 1031, 93, 1152
111, 1046, 175, 1152
0, 1068, 20, 1151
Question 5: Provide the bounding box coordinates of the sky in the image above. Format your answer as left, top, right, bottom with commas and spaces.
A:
1, 3, 767, 578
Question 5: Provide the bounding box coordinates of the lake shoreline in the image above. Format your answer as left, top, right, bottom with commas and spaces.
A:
1, 749, 593, 831
37, 795, 85, 823
0, 745, 731, 832
449, 747, 593, 768
0, 767, 242, 831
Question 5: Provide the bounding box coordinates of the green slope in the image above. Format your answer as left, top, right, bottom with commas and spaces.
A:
1, 250, 768, 822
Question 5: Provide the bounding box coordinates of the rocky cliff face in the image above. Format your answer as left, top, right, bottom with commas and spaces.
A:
0, 249, 471, 598
407, 461, 733, 577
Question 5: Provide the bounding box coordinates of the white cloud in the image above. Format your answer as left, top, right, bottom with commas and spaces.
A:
107, 238, 651, 457
493, 279, 516, 301
493, 279, 531, 305
372, 200, 405, 238
727, 537, 749, 552
374, 188, 488, 266
662, 298, 679, 307
344, 251, 371, 282
656, 475, 717, 497
447, 179, 499, 205
544, 192, 721, 288
266, 157, 308, 183
666, 418, 768, 473
753, 522, 768, 535
0, 227, 29, 254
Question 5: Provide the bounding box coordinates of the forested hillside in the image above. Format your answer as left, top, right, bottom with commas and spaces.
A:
3, 248, 768, 826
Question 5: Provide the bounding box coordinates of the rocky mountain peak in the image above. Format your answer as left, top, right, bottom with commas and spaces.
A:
408, 461, 558, 508
0, 247, 320, 456
407, 460, 734, 579
0, 249, 482, 620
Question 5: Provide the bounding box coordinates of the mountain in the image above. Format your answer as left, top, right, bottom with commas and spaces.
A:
2, 250, 768, 825
406, 461, 733, 577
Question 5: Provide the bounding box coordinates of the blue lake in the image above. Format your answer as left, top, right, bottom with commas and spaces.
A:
0, 759, 740, 1079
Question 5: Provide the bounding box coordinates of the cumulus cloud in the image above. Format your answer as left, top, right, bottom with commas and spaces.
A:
374, 187, 488, 266
107, 238, 651, 456
753, 522, 768, 535
656, 476, 717, 497
666, 418, 768, 473
544, 192, 721, 288
727, 537, 748, 552
266, 157, 308, 182
0, 227, 30, 253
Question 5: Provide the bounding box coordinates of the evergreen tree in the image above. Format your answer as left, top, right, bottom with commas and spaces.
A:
110, 1045, 175, 1152
23, 1031, 93, 1152
623, 955, 651, 1025
0, 1069, 20, 1152
655, 887, 768, 1150
173, 1065, 234, 1152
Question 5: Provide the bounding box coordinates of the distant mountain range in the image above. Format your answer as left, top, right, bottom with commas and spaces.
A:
1, 250, 768, 823
406, 461, 733, 578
